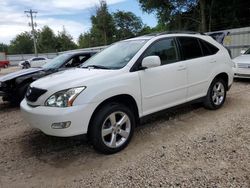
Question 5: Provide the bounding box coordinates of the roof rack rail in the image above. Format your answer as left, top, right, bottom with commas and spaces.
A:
145, 31, 206, 37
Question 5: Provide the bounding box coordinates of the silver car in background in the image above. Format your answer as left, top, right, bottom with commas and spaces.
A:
233, 48, 250, 78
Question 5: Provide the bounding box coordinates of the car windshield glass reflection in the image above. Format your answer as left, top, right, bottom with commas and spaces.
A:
244, 48, 250, 54
42, 54, 71, 69
82, 39, 148, 70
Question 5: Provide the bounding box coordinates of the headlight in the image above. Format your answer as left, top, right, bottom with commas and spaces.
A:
45, 86, 86, 107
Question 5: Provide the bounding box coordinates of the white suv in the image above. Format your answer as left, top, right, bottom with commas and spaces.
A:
21, 33, 233, 154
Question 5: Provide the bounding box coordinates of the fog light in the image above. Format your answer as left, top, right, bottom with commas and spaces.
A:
51, 121, 71, 129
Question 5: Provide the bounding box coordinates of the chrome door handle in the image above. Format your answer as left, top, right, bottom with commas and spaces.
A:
210, 60, 216, 63
177, 66, 186, 71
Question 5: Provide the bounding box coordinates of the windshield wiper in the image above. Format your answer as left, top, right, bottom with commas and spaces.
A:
82, 65, 110, 69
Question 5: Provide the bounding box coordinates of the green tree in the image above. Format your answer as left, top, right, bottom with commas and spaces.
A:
37, 26, 57, 53
8, 32, 33, 54
90, 0, 116, 46
78, 32, 93, 48
113, 11, 144, 40
207, 0, 250, 31
56, 27, 77, 51
0, 43, 9, 53
138, 0, 197, 30
138, 0, 250, 32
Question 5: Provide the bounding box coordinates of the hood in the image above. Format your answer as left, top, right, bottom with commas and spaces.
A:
233, 55, 250, 63
0, 68, 43, 82
31, 68, 119, 90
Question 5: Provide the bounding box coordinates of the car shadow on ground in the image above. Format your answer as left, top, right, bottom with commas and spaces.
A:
0, 101, 19, 112
19, 102, 203, 169
20, 130, 98, 168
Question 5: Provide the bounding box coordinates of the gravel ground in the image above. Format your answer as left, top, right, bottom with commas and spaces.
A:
0, 67, 249, 187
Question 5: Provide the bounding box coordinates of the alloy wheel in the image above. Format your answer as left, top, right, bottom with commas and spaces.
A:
212, 82, 225, 106
101, 111, 131, 148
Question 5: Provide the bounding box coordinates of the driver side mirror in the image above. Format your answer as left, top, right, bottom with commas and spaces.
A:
141, 56, 161, 69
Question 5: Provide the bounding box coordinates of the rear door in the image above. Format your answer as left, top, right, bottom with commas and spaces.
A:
138, 38, 188, 116
177, 37, 219, 101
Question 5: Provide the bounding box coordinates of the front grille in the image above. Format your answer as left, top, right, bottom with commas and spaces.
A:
26, 87, 47, 102
237, 63, 250, 69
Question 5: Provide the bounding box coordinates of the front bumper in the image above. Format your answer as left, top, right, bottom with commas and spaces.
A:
20, 99, 98, 137
234, 68, 250, 78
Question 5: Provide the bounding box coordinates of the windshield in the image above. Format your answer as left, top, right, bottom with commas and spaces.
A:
42, 54, 71, 69
244, 48, 250, 55
82, 39, 148, 69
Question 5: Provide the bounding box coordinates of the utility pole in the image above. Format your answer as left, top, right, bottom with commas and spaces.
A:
24, 9, 38, 56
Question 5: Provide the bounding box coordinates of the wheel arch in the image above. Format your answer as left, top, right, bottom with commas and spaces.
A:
212, 72, 229, 90
87, 94, 140, 134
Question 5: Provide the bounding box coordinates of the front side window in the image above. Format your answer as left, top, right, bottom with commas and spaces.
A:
65, 55, 91, 67
143, 38, 180, 65
178, 37, 203, 60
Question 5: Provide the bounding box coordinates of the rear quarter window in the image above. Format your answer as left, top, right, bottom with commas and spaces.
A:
199, 39, 219, 56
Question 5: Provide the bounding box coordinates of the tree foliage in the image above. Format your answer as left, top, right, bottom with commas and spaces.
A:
37, 26, 57, 53
113, 11, 144, 40
56, 27, 77, 52
0, 43, 9, 53
138, 0, 196, 30
5, 26, 77, 54
138, 0, 250, 32
78, 1, 151, 48
91, 0, 115, 46
8, 32, 34, 54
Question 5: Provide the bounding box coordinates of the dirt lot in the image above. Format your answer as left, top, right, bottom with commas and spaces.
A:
0, 67, 249, 187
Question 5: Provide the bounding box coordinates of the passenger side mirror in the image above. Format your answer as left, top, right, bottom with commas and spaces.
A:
141, 56, 161, 69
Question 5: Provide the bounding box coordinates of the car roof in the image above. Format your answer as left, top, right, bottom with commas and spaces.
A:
124, 31, 207, 42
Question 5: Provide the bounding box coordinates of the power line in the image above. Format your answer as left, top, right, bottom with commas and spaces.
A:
24, 9, 38, 56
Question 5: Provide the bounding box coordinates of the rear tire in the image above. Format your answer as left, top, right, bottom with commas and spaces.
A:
204, 78, 227, 110
89, 103, 135, 154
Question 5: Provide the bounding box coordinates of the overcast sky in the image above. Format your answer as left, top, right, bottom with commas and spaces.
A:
0, 0, 157, 44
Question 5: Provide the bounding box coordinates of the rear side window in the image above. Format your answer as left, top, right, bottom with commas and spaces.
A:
178, 37, 203, 60
199, 39, 219, 56
144, 38, 180, 65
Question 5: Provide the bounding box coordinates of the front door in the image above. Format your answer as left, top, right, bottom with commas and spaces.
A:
138, 38, 188, 116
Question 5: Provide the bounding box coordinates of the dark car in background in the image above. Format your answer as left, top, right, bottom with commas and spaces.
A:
0, 51, 98, 104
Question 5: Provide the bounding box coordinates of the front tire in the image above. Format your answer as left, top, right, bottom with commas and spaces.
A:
204, 78, 227, 110
89, 103, 135, 154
